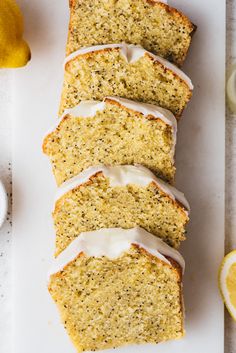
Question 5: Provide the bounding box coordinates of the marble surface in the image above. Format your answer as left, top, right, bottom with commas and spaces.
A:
0, 1, 235, 352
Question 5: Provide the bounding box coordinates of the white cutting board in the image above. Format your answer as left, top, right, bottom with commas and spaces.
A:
12, 0, 225, 352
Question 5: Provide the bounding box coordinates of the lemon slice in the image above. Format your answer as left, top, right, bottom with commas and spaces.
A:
227, 64, 236, 113
219, 250, 236, 320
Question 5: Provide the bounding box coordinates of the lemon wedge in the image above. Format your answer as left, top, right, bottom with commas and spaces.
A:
219, 250, 236, 320
0, 0, 31, 68
227, 64, 236, 114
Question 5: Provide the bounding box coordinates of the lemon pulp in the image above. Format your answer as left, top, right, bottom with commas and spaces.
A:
226, 262, 236, 309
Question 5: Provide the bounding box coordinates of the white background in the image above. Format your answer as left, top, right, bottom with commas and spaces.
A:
1, 0, 236, 352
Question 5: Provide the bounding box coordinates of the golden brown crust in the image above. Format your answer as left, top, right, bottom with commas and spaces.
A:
68, 0, 77, 10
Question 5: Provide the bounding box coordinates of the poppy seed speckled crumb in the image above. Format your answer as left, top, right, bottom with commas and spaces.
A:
48, 244, 184, 352
43, 98, 177, 186
59, 46, 193, 117
53, 171, 189, 256
66, 0, 196, 66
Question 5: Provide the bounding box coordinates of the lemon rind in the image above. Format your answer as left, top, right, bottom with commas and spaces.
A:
219, 250, 236, 321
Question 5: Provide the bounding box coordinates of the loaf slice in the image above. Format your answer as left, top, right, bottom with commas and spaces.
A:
59, 43, 193, 117
43, 97, 177, 186
66, 0, 196, 67
48, 227, 185, 352
53, 165, 190, 256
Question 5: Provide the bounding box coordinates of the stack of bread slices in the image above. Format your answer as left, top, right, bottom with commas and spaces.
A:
43, 1, 196, 352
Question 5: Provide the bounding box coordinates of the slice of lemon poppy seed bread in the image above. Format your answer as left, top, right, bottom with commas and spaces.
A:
48, 227, 185, 352
59, 43, 193, 117
66, 0, 196, 67
53, 165, 190, 256
43, 97, 177, 186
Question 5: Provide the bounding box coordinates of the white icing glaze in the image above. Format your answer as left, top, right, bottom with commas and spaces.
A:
55, 165, 190, 213
62, 100, 105, 119
64, 43, 193, 90
48, 227, 184, 278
